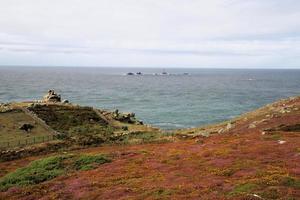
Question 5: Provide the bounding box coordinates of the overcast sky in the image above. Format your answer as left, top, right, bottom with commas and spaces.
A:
0, 0, 300, 68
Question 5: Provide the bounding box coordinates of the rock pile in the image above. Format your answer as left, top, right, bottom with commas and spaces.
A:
0, 103, 12, 113
112, 109, 143, 125
42, 90, 62, 103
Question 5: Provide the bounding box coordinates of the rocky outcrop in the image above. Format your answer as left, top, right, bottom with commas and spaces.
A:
112, 109, 143, 125
43, 90, 61, 103
0, 103, 13, 113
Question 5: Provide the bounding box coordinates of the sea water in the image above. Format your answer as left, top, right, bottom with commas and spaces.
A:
0, 67, 299, 129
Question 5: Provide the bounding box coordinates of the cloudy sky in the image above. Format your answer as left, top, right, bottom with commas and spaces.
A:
0, 0, 299, 68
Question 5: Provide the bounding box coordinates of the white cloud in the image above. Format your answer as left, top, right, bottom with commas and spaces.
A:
0, 0, 299, 68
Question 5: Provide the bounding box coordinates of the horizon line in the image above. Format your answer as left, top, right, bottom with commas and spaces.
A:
0, 65, 300, 70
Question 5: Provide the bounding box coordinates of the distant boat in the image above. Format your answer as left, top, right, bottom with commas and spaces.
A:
126, 72, 134, 75
161, 69, 168, 75
136, 72, 143, 75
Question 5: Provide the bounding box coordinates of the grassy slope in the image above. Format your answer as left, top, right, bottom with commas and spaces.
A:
0, 102, 166, 165
0, 97, 299, 199
27, 104, 108, 134
0, 110, 53, 142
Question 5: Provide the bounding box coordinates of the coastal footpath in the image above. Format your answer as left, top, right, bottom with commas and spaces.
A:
0, 92, 299, 199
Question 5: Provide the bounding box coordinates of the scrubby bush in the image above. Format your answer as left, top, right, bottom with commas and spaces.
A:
74, 154, 111, 170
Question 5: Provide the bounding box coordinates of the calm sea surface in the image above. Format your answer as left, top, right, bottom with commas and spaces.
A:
0, 67, 299, 129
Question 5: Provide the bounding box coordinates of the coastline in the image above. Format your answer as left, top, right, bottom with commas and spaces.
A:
0, 94, 300, 199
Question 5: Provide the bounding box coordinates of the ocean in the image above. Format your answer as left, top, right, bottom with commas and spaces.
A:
0, 67, 299, 129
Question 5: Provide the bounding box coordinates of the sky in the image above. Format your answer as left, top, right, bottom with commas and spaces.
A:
0, 0, 300, 68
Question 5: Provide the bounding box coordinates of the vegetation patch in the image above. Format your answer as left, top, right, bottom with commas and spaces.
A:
141, 188, 174, 199
208, 160, 257, 177
255, 167, 289, 186
28, 105, 108, 134
213, 148, 232, 157
74, 154, 111, 170
0, 154, 111, 191
69, 125, 114, 145
259, 187, 280, 199
208, 167, 236, 177
280, 176, 300, 188
0, 110, 53, 143
262, 133, 281, 140
27, 105, 170, 146
229, 183, 258, 196
279, 124, 300, 132
110, 131, 173, 145
266, 124, 300, 132
0, 155, 68, 191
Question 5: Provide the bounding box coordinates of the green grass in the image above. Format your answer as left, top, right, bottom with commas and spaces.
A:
28, 105, 118, 146
141, 188, 174, 199
0, 110, 53, 143
0, 154, 111, 191
281, 176, 300, 188
74, 154, 111, 170
262, 133, 281, 140
153, 188, 174, 199
111, 131, 172, 145
0, 155, 67, 191
229, 183, 258, 196
29, 105, 108, 134
69, 124, 115, 145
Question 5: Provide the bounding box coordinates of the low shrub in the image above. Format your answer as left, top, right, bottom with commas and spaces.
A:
74, 154, 111, 170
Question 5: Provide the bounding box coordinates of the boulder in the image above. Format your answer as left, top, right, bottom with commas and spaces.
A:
278, 140, 286, 144
225, 123, 233, 131
218, 128, 224, 134
62, 99, 69, 104
19, 123, 34, 132
248, 123, 256, 129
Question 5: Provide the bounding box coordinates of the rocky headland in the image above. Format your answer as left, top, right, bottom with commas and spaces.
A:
0, 92, 299, 199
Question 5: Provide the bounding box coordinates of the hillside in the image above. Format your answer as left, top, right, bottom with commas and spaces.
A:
0, 95, 299, 199
0, 91, 164, 153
